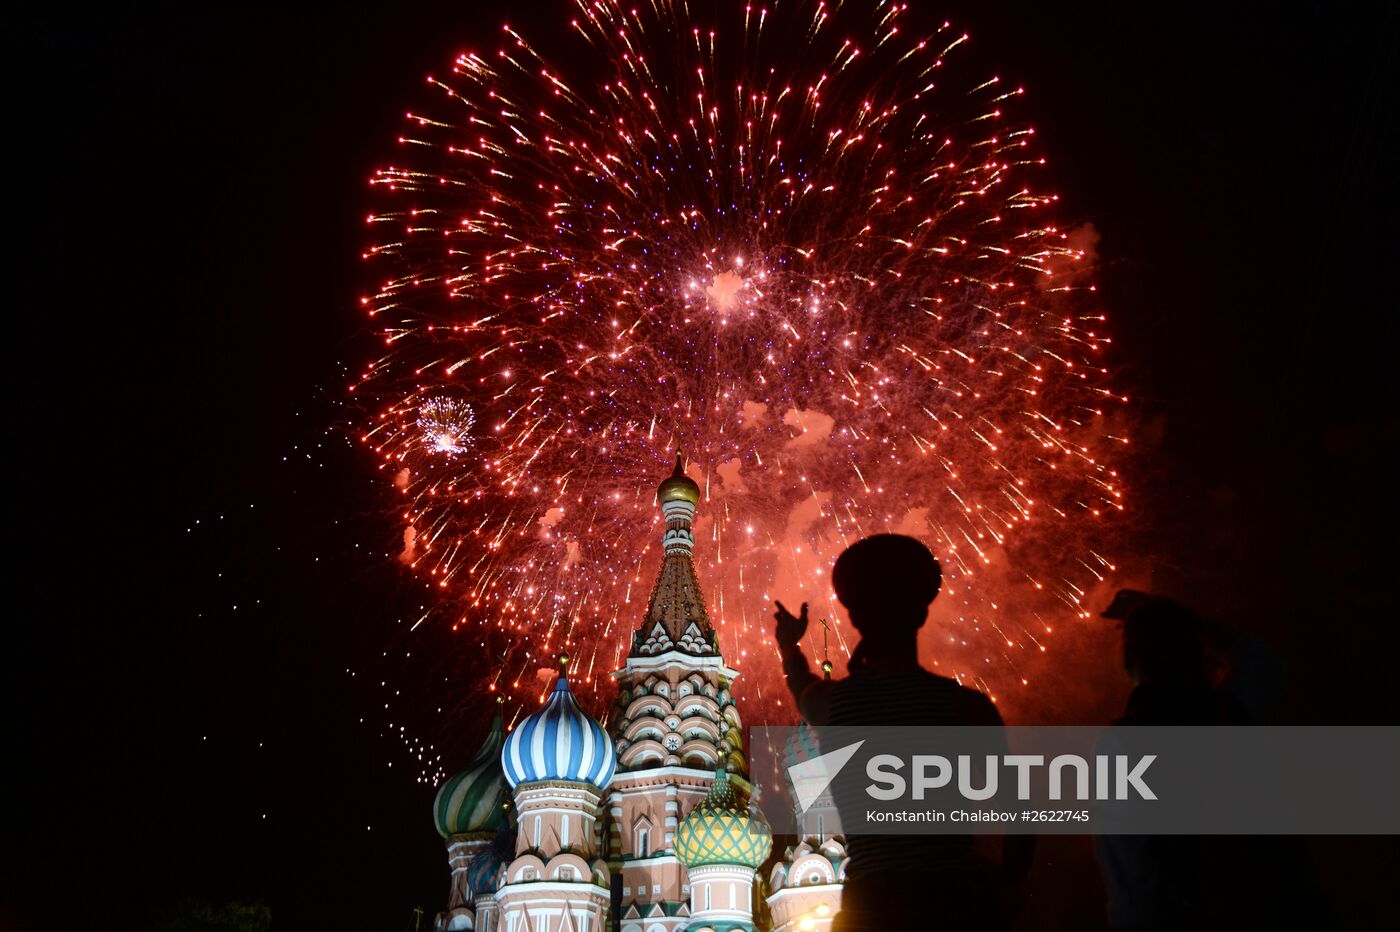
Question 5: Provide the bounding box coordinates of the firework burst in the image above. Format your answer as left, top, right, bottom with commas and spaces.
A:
357, 0, 1127, 723
417, 396, 477, 456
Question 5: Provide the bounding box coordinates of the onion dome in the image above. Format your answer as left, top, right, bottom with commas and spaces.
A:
502, 675, 617, 789
656, 452, 700, 505
466, 827, 514, 896
434, 715, 511, 838
675, 770, 773, 870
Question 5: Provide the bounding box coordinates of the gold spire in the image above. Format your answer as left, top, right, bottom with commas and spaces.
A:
656, 450, 701, 505
819, 617, 833, 679
632, 451, 715, 657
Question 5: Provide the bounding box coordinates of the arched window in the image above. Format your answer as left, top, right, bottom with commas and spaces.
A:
635, 824, 650, 858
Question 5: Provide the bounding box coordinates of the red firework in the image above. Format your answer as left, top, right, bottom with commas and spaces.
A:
357, 0, 1128, 727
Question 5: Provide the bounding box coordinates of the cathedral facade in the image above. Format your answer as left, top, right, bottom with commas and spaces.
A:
431, 458, 845, 932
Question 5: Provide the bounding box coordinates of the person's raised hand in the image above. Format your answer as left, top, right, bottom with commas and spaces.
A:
773, 600, 809, 648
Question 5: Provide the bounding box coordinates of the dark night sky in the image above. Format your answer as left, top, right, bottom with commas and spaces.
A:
15, 2, 1398, 930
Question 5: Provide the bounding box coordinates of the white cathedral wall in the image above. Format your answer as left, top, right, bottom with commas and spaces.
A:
496, 884, 609, 932
685, 864, 757, 925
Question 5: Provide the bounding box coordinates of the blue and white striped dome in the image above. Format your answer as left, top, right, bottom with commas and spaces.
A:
502, 676, 616, 789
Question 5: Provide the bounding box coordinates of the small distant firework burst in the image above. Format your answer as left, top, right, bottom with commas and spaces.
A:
357, 0, 1127, 722
417, 397, 477, 456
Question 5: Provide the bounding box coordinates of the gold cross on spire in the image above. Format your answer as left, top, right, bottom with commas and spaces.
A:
819, 617, 833, 679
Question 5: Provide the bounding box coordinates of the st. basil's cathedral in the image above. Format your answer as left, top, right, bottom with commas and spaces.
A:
430, 458, 848, 932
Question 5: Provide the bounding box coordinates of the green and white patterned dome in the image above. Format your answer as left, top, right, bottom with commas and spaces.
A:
433, 715, 510, 838
675, 770, 773, 870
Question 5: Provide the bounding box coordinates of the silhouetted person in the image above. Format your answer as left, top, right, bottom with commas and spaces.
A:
775, 533, 1034, 931
1105, 590, 1233, 727
1095, 590, 1240, 929
1100, 592, 1331, 930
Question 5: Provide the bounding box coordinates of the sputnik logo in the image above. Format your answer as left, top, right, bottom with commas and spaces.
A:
786, 740, 866, 813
